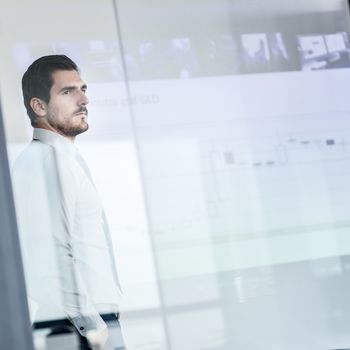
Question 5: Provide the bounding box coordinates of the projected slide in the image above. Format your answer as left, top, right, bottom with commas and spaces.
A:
126, 74, 350, 275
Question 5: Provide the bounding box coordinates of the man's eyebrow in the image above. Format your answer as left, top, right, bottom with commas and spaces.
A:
58, 84, 87, 93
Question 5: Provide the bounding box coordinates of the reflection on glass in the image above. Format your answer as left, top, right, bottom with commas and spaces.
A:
298, 32, 350, 70
119, 0, 350, 349
2, 0, 350, 349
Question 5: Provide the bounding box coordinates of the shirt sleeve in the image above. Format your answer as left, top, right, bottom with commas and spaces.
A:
47, 151, 107, 336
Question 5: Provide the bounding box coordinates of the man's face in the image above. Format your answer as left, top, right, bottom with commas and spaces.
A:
45, 69, 89, 138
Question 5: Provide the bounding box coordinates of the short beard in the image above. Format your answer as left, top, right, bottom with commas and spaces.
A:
54, 122, 89, 138
47, 113, 89, 138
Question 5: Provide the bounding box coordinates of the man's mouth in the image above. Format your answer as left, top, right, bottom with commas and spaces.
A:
75, 108, 88, 116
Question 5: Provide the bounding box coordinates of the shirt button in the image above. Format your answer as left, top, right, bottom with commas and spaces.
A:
80, 327, 84, 330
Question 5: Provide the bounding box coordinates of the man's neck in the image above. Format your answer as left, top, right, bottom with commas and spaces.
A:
35, 124, 75, 143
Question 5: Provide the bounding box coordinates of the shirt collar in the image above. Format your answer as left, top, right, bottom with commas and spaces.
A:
33, 128, 78, 157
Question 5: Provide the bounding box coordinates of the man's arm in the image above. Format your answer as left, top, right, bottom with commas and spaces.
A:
48, 151, 107, 337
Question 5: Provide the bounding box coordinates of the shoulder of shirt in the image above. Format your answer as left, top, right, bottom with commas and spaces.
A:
13, 141, 54, 170
12, 140, 81, 182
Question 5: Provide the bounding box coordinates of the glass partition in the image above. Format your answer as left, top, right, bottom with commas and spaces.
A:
117, 0, 350, 349
0, 0, 162, 349
1, 0, 350, 349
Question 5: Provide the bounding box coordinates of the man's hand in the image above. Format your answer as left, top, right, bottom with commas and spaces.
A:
87, 327, 109, 350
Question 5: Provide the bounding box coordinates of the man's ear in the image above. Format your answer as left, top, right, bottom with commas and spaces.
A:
30, 98, 47, 117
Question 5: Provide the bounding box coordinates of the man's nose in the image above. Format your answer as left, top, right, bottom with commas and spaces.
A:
79, 91, 89, 106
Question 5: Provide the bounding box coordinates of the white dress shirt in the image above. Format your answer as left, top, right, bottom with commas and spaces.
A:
12, 128, 122, 336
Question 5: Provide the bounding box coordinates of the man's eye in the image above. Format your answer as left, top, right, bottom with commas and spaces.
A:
62, 90, 70, 95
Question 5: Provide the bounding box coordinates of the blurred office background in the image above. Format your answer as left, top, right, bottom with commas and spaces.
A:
1, 0, 350, 349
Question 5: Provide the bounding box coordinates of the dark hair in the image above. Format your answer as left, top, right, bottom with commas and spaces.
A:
21, 55, 79, 126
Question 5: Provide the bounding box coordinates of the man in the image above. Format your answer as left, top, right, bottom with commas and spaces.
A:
12, 55, 125, 349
